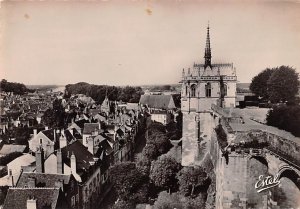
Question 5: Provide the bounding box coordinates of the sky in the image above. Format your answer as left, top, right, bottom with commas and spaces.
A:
1, 0, 300, 86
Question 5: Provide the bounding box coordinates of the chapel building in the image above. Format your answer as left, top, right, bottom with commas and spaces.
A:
180, 25, 237, 112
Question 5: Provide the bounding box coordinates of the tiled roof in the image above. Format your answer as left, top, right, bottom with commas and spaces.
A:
17, 172, 71, 188
61, 141, 95, 173
83, 123, 100, 134
74, 119, 88, 129
0, 145, 27, 155
42, 129, 59, 142
139, 95, 175, 109
3, 188, 67, 209
126, 103, 140, 111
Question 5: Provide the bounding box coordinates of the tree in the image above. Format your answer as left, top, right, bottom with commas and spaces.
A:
13, 126, 31, 146
0, 79, 29, 95
42, 99, 65, 128
249, 68, 274, 100
141, 143, 159, 161
150, 155, 182, 192
110, 200, 135, 209
267, 66, 300, 103
147, 135, 173, 156
153, 191, 183, 209
177, 166, 209, 197
266, 105, 300, 137
153, 191, 206, 209
109, 162, 149, 202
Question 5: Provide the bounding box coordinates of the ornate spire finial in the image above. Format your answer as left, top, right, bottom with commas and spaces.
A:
204, 22, 212, 68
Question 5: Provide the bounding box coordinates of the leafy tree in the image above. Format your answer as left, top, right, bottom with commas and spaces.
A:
266, 105, 300, 137
182, 193, 206, 209
42, 99, 65, 128
65, 83, 143, 103
110, 200, 135, 209
147, 135, 173, 156
109, 162, 149, 203
148, 122, 166, 135
150, 155, 182, 192
177, 166, 209, 197
153, 191, 183, 209
153, 191, 206, 209
13, 126, 31, 146
267, 66, 300, 103
141, 143, 159, 161
0, 79, 30, 95
250, 68, 274, 100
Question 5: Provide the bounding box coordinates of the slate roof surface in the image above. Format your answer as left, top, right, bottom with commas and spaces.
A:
74, 119, 88, 129
83, 123, 101, 134
42, 129, 59, 142
0, 144, 27, 155
126, 103, 140, 111
3, 188, 66, 209
17, 172, 71, 188
61, 141, 94, 174
139, 95, 175, 109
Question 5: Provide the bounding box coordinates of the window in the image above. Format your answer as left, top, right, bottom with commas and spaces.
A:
223, 84, 227, 96
191, 84, 196, 97
205, 83, 211, 97
71, 196, 76, 206
185, 86, 188, 96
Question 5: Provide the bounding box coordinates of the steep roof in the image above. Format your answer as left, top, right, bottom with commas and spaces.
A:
7, 154, 36, 168
139, 95, 176, 110
3, 188, 69, 209
0, 145, 27, 156
83, 123, 100, 135
17, 172, 71, 188
61, 141, 95, 174
126, 103, 140, 111
74, 119, 88, 129
41, 129, 59, 142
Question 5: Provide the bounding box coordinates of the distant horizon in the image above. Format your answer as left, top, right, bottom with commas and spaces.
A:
15, 80, 251, 88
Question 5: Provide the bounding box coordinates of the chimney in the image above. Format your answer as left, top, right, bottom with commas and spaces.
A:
57, 149, 63, 174
59, 131, 67, 149
87, 137, 94, 154
27, 177, 35, 187
27, 198, 37, 209
70, 153, 76, 174
36, 147, 44, 173
53, 129, 56, 143
8, 169, 14, 186
45, 126, 48, 130
33, 129, 37, 137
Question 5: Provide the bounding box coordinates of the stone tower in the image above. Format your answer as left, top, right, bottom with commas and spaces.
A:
181, 25, 237, 166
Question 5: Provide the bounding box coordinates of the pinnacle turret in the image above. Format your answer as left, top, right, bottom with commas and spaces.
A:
204, 23, 212, 68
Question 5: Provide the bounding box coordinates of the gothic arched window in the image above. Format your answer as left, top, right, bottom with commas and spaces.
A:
205, 83, 211, 97
191, 84, 196, 97
224, 84, 227, 96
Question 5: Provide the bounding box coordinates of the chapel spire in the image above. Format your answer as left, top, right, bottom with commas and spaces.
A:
204, 23, 212, 67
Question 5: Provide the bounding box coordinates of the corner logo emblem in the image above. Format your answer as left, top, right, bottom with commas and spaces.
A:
255, 174, 281, 193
